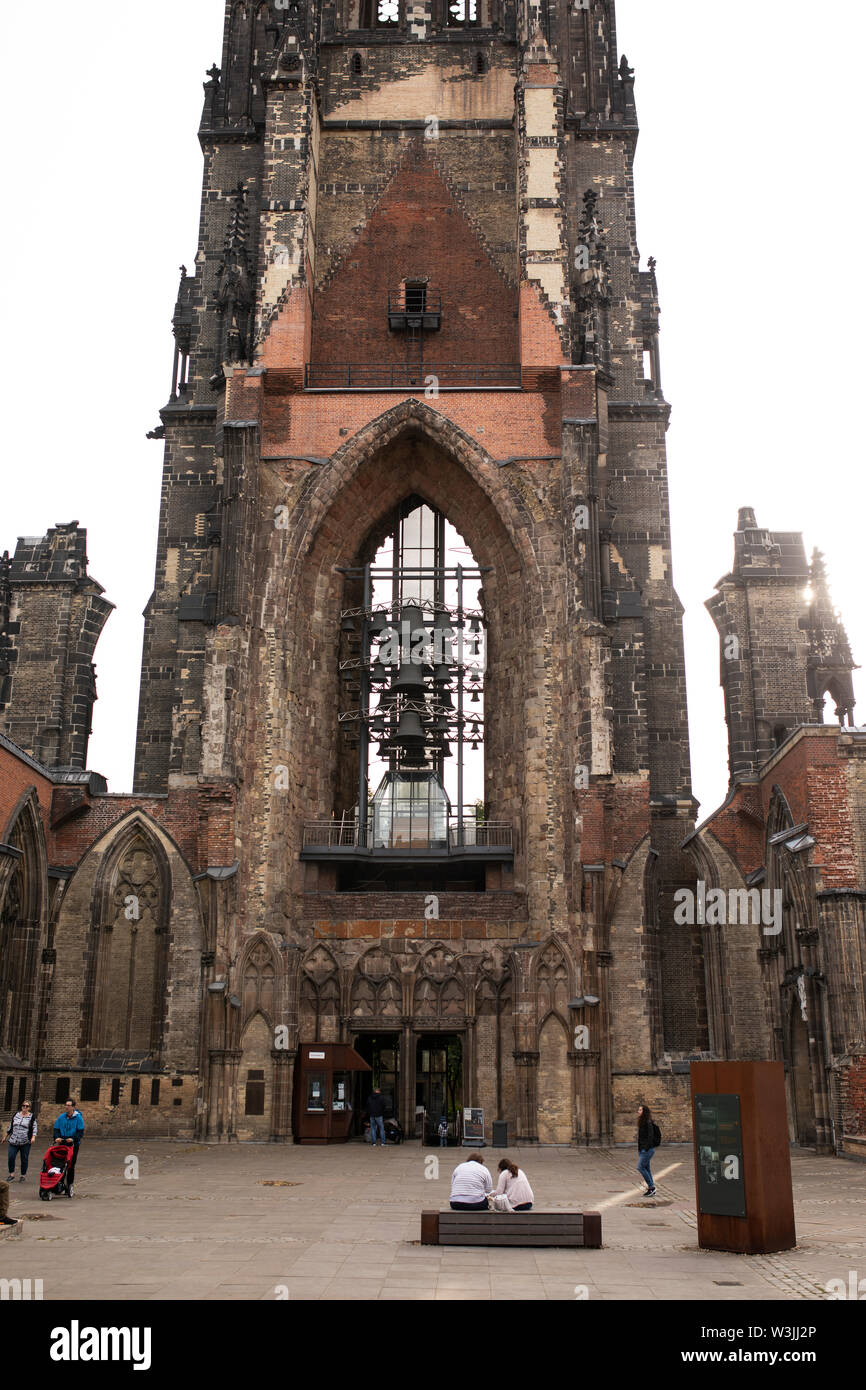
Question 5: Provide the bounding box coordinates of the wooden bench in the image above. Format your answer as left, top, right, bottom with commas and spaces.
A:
422, 1209, 601, 1248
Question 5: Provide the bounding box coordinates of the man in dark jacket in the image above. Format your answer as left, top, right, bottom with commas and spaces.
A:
365, 1088, 387, 1147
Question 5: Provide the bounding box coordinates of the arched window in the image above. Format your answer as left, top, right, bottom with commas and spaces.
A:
360, 0, 399, 26
351, 52, 364, 76
0, 798, 46, 1060
475, 51, 486, 74
86, 829, 169, 1056
446, 0, 478, 25
335, 498, 489, 892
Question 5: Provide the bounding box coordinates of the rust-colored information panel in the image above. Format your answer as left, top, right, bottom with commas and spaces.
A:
690, 1061, 796, 1255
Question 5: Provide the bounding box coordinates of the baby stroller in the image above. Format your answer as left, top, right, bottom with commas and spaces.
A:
384, 1118, 404, 1145
39, 1140, 75, 1201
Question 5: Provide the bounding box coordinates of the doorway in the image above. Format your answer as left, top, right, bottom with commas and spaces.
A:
353, 1033, 401, 1134
416, 1034, 462, 1143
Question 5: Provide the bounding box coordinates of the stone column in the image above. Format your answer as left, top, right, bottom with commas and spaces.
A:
225, 1048, 243, 1142
270, 1046, 295, 1142
596, 950, 613, 1143
401, 1019, 415, 1139
207, 1048, 241, 1141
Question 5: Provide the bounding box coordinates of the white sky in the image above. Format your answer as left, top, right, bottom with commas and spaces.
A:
1, 1, 863, 825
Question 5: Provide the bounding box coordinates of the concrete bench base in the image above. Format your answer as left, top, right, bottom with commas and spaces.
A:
0, 1220, 24, 1241
422, 1209, 601, 1248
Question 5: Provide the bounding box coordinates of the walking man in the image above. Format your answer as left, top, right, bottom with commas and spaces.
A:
53, 1098, 85, 1193
365, 1088, 387, 1147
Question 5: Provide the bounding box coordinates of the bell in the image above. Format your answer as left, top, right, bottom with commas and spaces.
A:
430, 628, 454, 663
391, 665, 426, 697
368, 612, 389, 636
438, 741, 452, 758
401, 600, 425, 630
341, 616, 355, 633
370, 660, 388, 684
437, 689, 454, 710
395, 710, 425, 744
431, 715, 450, 733
432, 663, 452, 685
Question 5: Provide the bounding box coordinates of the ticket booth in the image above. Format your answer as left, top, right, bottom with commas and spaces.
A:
293, 1043, 372, 1144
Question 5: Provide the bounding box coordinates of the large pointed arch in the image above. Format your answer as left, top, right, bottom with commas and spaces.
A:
83, 813, 173, 1057
0, 789, 49, 1060
257, 399, 556, 907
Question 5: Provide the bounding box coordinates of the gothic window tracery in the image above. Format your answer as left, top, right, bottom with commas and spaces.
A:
242, 941, 277, 1023
300, 944, 340, 1034
413, 945, 465, 1020
536, 941, 570, 1020
87, 831, 168, 1056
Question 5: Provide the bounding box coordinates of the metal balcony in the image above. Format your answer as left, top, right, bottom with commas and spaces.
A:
301, 810, 513, 863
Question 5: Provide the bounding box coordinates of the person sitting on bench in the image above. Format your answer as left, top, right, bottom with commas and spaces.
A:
449, 1152, 492, 1210
0, 1178, 16, 1226
492, 1157, 534, 1211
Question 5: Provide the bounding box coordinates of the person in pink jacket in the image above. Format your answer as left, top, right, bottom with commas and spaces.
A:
494, 1157, 534, 1211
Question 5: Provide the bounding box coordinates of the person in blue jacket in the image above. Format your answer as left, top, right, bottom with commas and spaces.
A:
53, 1098, 85, 1193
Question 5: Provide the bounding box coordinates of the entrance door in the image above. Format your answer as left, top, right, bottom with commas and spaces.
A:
353, 1033, 401, 1134
416, 1034, 462, 1143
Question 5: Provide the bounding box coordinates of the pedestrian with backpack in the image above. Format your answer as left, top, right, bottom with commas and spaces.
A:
5, 1100, 37, 1182
637, 1103, 659, 1197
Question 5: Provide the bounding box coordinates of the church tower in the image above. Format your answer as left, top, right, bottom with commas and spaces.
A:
133, 0, 703, 1143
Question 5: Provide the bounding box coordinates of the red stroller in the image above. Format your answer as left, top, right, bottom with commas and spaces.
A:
39, 1139, 75, 1201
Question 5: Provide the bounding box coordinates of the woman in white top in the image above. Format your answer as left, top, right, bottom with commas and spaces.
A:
494, 1157, 534, 1211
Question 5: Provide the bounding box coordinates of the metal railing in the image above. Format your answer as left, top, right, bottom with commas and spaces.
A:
304, 362, 522, 390
302, 814, 513, 852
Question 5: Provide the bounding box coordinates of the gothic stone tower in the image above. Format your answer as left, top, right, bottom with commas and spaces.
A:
133, 0, 701, 1143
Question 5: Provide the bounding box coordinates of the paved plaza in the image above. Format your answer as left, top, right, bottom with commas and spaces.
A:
1, 1141, 863, 1301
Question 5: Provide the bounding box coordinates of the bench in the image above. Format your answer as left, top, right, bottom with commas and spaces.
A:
0, 1220, 23, 1241
422, 1209, 601, 1248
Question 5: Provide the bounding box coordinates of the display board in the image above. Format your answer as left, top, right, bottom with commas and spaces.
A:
462, 1107, 484, 1142
694, 1092, 746, 1218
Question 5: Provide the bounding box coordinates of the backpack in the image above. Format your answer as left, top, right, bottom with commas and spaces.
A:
652, 1122, 661, 1148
